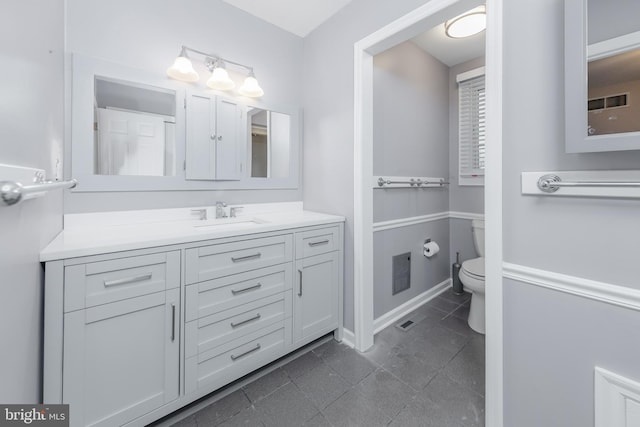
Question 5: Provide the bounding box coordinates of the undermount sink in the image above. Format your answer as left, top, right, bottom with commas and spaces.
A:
192, 217, 267, 229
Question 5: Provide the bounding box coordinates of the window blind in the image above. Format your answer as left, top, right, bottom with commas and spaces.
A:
458, 74, 486, 180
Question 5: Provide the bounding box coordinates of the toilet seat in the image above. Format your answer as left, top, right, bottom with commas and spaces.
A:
461, 257, 485, 280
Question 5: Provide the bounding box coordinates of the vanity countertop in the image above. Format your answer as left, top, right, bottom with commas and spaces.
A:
40, 204, 344, 262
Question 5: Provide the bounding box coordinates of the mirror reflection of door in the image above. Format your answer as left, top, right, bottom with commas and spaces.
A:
249, 108, 291, 179
587, 0, 640, 136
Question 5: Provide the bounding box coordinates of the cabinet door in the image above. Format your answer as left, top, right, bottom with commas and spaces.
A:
186, 92, 216, 180
63, 289, 179, 427
294, 252, 340, 344
215, 97, 244, 180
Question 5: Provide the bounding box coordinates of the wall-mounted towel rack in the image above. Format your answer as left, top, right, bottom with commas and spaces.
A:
0, 163, 77, 207
374, 176, 450, 189
522, 170, 640, 199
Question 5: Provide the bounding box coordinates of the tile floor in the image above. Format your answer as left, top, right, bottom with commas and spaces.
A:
164, 290, 484, 427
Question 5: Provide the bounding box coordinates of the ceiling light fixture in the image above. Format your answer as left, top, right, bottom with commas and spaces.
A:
167, 46, 264, 97
444, 5, 486, 39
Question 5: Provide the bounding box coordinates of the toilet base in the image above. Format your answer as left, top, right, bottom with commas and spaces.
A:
467, 291, 485, 334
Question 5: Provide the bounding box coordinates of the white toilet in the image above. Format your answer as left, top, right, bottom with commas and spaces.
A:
458, 219, 485, 334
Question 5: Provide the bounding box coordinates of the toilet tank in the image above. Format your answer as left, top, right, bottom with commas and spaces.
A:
472, 219, 485, 257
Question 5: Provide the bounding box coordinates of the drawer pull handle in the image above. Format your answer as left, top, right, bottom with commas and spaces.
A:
230, 313, 261, 328
231, 252, 262, 263
171, 304, 176, 342
298, 269, 303, 297
230, 343, 261, 361
231, 283, 262, 295
103, 273, 152, 288
308, 239, 330, 247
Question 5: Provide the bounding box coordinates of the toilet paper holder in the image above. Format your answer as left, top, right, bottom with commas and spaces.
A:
423, 238, 440, 258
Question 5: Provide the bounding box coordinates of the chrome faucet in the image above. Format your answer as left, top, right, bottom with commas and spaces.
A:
215, 201, 227, 219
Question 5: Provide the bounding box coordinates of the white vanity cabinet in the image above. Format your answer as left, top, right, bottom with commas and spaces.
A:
42, 218, 343, 427
293, 226, 342, 345
46, 251, 181, 427
185, 92, 245, 181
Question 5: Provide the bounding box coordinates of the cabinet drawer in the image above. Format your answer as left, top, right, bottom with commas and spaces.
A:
185, 292, 291, 358
295, 226, 340, 259
186, 235, 292, 284
185, 321, 291, 394
64, 252, 180, 312
185, 264, 292, 322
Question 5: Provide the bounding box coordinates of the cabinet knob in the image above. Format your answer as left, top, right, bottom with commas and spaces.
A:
210, 134, 217, 140
218, 135, 223, 141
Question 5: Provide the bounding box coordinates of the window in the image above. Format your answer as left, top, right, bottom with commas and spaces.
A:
457, 67, 486, 186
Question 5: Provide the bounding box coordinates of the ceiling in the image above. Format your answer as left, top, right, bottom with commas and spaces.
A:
221, 0, 485, 67
221, 0, 352, 37
589, 49, 640, 88
411, 24, 485, 67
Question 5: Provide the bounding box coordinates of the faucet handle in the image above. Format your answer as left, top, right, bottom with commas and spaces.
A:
190, 208, 207, 220
229, 206, 244, 218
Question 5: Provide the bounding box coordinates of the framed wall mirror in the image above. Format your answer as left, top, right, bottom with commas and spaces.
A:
70, 55, 300, 191
565, 0, 640, 153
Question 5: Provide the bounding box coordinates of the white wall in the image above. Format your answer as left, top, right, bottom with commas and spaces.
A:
0, 0, 65, 402
372, 41, 450, 318
64, 0, 305, 213
502, 0, 640, 424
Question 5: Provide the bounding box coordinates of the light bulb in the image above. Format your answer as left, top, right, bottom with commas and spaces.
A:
167, 49, 199, 82
239, 73, 264, 97
206, 64, 235, 90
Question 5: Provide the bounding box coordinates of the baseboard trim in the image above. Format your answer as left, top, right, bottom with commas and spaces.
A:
373, 278, 451, 334
341, 328, 356, 348
503, 262, 640, 312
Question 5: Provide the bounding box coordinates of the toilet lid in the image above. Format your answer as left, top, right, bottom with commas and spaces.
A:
462, 257, 485, 279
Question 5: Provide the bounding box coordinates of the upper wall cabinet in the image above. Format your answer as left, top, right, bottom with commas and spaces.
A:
565, 0, 640, 153
70, 55, 300, 191
186, 93, 245, 181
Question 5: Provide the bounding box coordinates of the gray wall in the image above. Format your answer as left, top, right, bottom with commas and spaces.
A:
503, 0, 640, 424
64, 0, 305, 213
0, 0, 65, 402
448, 57, 485, 214
372, 42, 450, 318
302, 0, 457, 331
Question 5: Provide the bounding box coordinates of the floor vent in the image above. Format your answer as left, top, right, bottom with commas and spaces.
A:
395, 314, 425, 332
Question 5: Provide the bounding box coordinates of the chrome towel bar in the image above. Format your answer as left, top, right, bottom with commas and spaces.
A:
376, 177, 450, 188
537, 174, 640, 193
0, 178, 78, 207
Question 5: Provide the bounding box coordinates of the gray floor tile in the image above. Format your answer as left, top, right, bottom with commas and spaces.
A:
216, 406, 264, 427
323, 346, 377, 385
381, 351, 440, 391
437, 289, 472, 304
292, 363, 350, 409
389, 397, 459, 427
254, 382, 319, 427
192, 389, 251, 427
396, 334, 461, 371
312, 339, 349, 360
323, 389, 392, 427
443, 337, 486, 397
169, 414, 197, 427
425, 296, 460, 314
360, 334, 401, 366
282, 350, 324, 379
439, 313, 476, 338
303, 413, 332, 427
355, 368, 416, 419
420, 373, 485, 426
242, 368, 290, 403
411, 324, 470, 354
451, 302, 471, 320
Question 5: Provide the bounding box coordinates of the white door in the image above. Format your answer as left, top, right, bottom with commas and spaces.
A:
97, 108, 166, 176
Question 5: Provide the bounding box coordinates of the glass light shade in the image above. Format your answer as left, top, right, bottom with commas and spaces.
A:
239, 75, 264, 98
445, 6, 486, 39
167, 55, 199, 82
206, 66, 235, 90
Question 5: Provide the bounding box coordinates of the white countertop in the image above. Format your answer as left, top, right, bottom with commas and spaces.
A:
40, 204, 344, 262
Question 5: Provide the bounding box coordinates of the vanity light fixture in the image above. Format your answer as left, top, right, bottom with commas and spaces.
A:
444, 5, 486, 39
167, 45, 264, 97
